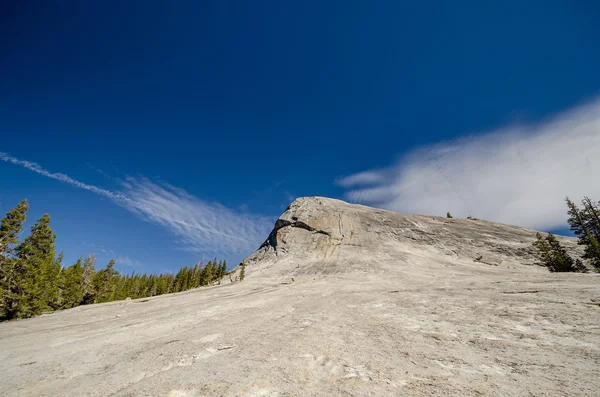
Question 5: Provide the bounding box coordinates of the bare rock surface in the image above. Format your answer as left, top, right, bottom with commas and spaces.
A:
1, 197, 599, 396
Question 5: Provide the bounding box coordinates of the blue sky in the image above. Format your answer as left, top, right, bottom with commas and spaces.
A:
1, 1, 599, 273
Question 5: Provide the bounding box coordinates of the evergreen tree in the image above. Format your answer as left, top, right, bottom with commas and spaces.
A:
94, 259, 119, 303
81, 255, 97, 304
532, 232, 586, 272
206, 259, 217, 284
566, 197, 600, 270
582, 197, 600, 229
8, 214, 58, 318
114, 275, 129, 300
446, 212, 453, 219
148, 275, 158, 296
0, 200, 29, 319
239, 263, 246, 281
167, 273, 176, 294
220, 260, 227, 278
0, 199, 28, 257
61, 258, 84, 309
46, 251, 63, 310
173, 268, 184, 292
139, 273, 149, 297
181, 267, 190, 291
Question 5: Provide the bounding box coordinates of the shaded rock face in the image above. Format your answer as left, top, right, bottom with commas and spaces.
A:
2, 197, 599, 397
243, 196, 583, 278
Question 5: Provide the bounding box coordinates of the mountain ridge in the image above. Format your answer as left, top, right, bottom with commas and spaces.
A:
235, 196, 584, 280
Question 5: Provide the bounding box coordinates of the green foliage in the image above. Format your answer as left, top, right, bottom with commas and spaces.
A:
0, 199, 230, 320
0, 199, 28, 256
566, 197, 600, 270
81, 255, 97, 305
93, 259, 119, 303
532, 232, 587, 273
1, 213, 59, 318
446, 212, 453, 218
0, 199, 29, 317
239, 263, 246, 281
60, 258, 84, 309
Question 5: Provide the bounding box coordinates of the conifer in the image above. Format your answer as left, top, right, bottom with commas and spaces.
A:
532, 232, 586, 272
81, 255, 97, 304
0, 200, 29, 319
0, 199, 28, 257
94, 259, 119, 303
566, 197, 600, 270
10, 214, 58, 317
61, 258, 84, 308
239, 263, 246, 281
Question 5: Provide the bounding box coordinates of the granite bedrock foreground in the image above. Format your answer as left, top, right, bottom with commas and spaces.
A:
1, 197, 599, 396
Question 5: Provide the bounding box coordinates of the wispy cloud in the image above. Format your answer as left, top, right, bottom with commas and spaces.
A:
336, 171, 386, 187
119, 177, 273, 255
1, 153, 273, 257
338, 98, 600, 230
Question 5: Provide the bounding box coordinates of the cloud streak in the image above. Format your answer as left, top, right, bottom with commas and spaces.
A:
120, 177, 273, 255
0, 152, 273, 257
338, 98, 600, 230
0, 152, 131, 203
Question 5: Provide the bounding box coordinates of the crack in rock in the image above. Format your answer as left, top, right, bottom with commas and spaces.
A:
259, 218, 331, 255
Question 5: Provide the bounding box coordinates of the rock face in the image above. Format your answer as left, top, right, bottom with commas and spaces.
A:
241, 196, 585, 278
1, 197, 599, 397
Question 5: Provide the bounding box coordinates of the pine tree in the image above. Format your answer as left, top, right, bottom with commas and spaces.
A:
139, 273, 149, 297
114, 275, 128, 301
46, 251, 63, 310
239, 263, 246, 281
0, 200, 29, 319
94, 259, 119, 303
582, 197, 600, 229
446, 212, 453, 219
532, 232, 586, 272
203, 260, 216, 285
173, 268, 184, 292
566, 197, 600, 270
148, 275, 158, 296
61, 258, 84, 309
81, 255, 97, 304
221, 260, 227, 278
182, 267, 190, 291
9, 214, 58, 318
0, 199, 28, 257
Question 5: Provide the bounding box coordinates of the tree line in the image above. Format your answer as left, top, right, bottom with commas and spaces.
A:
0, 199, 229, 320
533, 196, 600, 272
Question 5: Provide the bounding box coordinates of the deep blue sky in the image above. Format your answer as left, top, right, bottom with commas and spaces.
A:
1, 1, 599, 273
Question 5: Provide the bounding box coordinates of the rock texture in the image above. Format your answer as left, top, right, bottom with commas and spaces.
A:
241, 197, 587, 277
1, 197, 599, 397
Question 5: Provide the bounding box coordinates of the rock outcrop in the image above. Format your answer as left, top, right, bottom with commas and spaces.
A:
239, 196, 585, 278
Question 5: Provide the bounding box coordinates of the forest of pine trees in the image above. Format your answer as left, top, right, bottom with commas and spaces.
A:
0, 199, 229, 320
533, 196, 600, 272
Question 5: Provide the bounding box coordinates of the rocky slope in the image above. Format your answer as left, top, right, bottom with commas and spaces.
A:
1, 197, 599, 397
240, 196, 586, 278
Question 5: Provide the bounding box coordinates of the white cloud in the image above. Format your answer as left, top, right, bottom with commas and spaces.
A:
338, 98, 600, 230
119, 177, 273, 255
0, 153, 273, 257
336, 171, 387, 187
